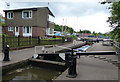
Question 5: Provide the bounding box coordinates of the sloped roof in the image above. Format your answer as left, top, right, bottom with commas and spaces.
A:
3, 7, 55, 17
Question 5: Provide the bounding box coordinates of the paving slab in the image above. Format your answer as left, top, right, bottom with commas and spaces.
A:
56, 42, 119, 80
87, 42, 118, 61
56, 56, 118, 80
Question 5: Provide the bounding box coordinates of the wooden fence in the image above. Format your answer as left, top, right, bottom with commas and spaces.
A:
2, 35, 72, 50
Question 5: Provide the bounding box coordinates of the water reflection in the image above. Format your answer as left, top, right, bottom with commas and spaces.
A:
2, 65, 61, 81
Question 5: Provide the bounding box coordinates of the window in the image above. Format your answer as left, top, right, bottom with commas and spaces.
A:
7, 12, 14, 19
23, 26, 32, 37
23, 26, 32, 33
8, 27, 13, 31
22, 10, 32, 19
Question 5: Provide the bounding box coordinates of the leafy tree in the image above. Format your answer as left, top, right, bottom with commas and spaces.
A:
92, 31, 98, 36
68, 27, 74, 34
2, 22, 5, 27
78, 29, 91, 33
107, 1, 120, 42
107, 2, 120, 27
54, 24, 75, 34
82, 30, 91, 33
54, 24, 62, 31
92, 31, 95, 34
110, 28, 120, 42
0, 16, 2, 26
0, 15, 5, 27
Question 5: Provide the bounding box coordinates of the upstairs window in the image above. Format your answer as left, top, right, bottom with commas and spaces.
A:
22, 10, 32, 19
7, 12, 14, 19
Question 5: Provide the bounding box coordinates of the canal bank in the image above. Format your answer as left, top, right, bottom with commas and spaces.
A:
86, 42, 118, 61
55, 42, 118, 80
1, 41, 86, 80
2, 41, 85, 67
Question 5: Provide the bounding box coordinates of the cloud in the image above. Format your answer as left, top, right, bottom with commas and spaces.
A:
0, 1, 110, 17
77, 12, 111, 33
0, 1, 111, 33
50, 2, 110, 17
53, 12, 110, 33
1, 0, 99, 2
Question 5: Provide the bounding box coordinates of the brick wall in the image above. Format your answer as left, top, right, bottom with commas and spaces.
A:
4, 26, 46, 37
32, 26, 46, 37
3, 26, 14, 36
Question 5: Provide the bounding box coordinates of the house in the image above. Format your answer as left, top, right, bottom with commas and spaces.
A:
3, 7, 55, 37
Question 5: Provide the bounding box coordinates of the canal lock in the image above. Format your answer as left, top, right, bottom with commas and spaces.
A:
2, 43, 90, 81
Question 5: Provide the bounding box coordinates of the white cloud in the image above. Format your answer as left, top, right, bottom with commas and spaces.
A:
0, 8, 5, 17
0, 1, 111, 33
53, 12, 110, 33
77, 12, 111, 33
2, 0, 100, 2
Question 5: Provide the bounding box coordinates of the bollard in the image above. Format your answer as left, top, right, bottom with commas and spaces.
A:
66, 49, 77, 78
3, 45, 10, 61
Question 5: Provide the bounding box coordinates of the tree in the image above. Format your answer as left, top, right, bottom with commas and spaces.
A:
107, 1, 120, 42
68, 27, 74, 34
54, 24, 62, 31
0, 15, 5, 27
78, 29, 91, 33
107, 2, 120, 28
0, 15, 2, 26
54, 24, 75, 34
2, 22, 5, 27
110, 28, 120, 42
92, 31, 98, 36
82, 30, 91, 33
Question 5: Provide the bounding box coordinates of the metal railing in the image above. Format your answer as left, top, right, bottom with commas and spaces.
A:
34, 45, 72, 54
113, 41, 120, 54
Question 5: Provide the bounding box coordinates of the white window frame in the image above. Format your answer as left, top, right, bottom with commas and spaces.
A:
7, 12, 14, 19
8, 27, 13, 31
22, 26, 32, 37
22, 10, 32, 19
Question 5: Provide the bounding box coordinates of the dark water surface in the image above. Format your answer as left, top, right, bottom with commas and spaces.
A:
2, 65, 61, 81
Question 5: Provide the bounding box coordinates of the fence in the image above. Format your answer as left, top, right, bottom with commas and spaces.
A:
2, 35, 72, 50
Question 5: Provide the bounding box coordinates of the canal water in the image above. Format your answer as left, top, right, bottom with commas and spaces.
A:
2, 65, 61, 81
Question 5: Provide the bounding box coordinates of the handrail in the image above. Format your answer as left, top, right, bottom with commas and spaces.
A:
113, 41, 120, 49
113, 43, 120, 49
112, 41, 120, 54
55, 45, 72, 50
34, 45, 72, 54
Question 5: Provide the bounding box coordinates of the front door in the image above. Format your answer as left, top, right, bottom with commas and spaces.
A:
15, 27, 19, 36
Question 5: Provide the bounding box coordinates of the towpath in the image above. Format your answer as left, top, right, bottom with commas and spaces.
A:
56, 42, 119, 80
87, 42, 118, 61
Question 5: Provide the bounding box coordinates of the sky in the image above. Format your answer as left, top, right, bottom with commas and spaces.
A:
0, 0, 112, 33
